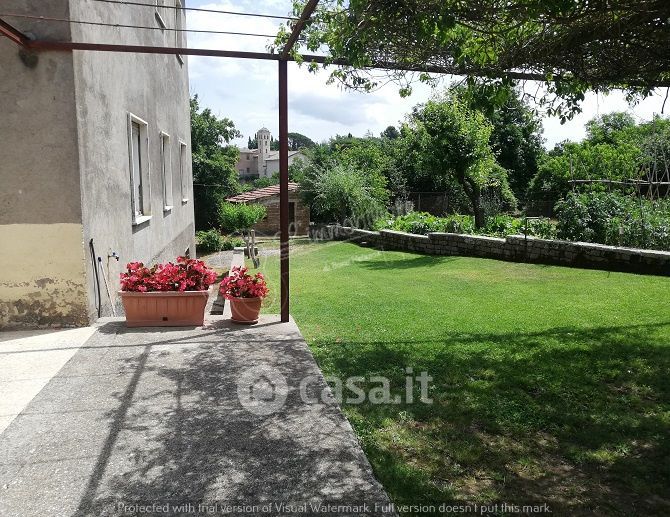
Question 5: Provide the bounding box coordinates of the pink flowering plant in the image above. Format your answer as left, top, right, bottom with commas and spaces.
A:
120, 256, 218, 292
219, 266, 269, 300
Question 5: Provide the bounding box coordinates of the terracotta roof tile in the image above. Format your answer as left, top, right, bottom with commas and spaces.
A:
226, 182, 300, 203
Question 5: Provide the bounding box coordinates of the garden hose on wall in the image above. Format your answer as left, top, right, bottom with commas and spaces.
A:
98, 257, 117, 317
89, 239, 102, 318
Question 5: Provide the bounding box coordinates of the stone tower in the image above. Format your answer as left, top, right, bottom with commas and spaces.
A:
256, 127, 271, 176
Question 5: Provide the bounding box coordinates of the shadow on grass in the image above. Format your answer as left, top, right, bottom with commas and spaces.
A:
357, 253, 458, 270
310, 321, 670, 515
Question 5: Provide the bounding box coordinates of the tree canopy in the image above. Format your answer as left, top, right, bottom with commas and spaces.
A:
397, 93, 517, 227
458, 85, 544, 200
288, 132, 317, 150
190, 96, 241, 229
526, 113, 670, 214
279, 0, 670, 119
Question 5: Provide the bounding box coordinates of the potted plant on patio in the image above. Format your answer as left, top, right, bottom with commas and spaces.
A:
219, 266, 269, 324
119, 256, 218, 327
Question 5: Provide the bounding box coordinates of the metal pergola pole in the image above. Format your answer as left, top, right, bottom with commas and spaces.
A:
278, 59, 289, 322
277, 0, 320, 323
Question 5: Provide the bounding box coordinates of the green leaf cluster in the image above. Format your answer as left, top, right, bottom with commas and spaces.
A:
190, 95, 241, 229
217, 202, 267, 234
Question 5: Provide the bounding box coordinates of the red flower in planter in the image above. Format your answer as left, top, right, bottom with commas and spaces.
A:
120, 257, 217, 292
219, 266, 269, 300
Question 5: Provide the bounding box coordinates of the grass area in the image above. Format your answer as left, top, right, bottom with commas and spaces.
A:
256, 240, 670, 515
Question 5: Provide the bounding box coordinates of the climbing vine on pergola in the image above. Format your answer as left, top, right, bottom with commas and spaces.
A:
277, 0, 670, 120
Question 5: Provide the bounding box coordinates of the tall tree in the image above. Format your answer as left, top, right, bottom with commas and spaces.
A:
190, 95, 241, 229
381, 125, 400, 139
458, 85, 544, 201
585, 112, 637, 145
288, 132, 316, 150
398, 95, 516, 227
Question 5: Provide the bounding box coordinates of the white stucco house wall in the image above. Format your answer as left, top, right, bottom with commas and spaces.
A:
0, 0, 195, 328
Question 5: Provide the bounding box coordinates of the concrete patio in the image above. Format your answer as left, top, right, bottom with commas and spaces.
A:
0, 316, 393, 516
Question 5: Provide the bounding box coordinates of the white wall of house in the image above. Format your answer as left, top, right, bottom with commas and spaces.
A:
0, 0, 89, 328
0, 0, 196, 327
70, 0, 195, 321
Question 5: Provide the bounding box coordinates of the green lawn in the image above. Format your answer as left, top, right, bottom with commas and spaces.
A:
256, 240, 670, 515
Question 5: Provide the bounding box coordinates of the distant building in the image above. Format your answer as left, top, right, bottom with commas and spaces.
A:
226, 183, 310, 236
236, 128, 307, 182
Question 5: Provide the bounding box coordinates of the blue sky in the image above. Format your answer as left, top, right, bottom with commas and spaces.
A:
187, 0, 668, 149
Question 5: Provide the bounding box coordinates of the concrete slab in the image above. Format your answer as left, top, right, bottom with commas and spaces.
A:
0, 316, 393, 516
0, 327, 97, 434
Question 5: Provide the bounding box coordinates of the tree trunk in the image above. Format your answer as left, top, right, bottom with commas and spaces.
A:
464, 180, 485, 229
473, 198, 485, 229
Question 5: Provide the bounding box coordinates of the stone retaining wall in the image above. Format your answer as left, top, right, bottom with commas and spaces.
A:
310, 224, 670, 276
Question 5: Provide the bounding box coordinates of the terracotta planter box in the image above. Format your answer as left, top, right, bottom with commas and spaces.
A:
229, 297, 262, 324
120, 290, 209, 327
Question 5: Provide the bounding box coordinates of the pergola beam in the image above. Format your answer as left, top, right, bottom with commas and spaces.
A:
6, 21, 661, 87
0, 17, 29, 47
18, 41, 669, 87
280, 0, 320, 60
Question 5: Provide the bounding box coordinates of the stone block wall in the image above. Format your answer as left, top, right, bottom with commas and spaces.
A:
309, 224, 670, 276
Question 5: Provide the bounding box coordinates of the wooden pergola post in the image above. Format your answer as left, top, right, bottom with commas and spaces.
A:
277, 0, 320, 322
278, 59, 290, 322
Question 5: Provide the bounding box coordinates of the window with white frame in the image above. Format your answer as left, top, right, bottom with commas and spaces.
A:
175, 0, 184, 63
160, 132, 173, 211
155, 0, 167, 29
127, 114, 151, 224
179, 141, 189, 203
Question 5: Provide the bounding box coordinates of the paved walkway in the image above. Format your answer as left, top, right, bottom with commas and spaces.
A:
0, 327, 97, 434
0, 316, 393, 516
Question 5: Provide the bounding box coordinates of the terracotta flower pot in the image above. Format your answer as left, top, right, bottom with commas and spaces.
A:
229, 297, 262, 324
120, 290, 209, 327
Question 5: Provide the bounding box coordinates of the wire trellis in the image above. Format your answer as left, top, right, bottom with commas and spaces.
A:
0, 13, 278, 38
92, 0, 297, 20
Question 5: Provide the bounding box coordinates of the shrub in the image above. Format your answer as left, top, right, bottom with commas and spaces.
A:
481, 214, 524, 237
375, 211, 556, 239
196, 230, 247, 253
196, 229, 224, 253
442, 214, 477, 234
525, 217, 558, 239
375, 212, 476, 235
222, 236, 245, 250
218, 202, 267, 233
555, 192, 670, 251
300, 163, 388, 227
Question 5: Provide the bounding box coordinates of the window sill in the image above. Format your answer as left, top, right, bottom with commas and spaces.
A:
181, 198, 189, 204
163, 205, 173, 213
132, 215, 152, 226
